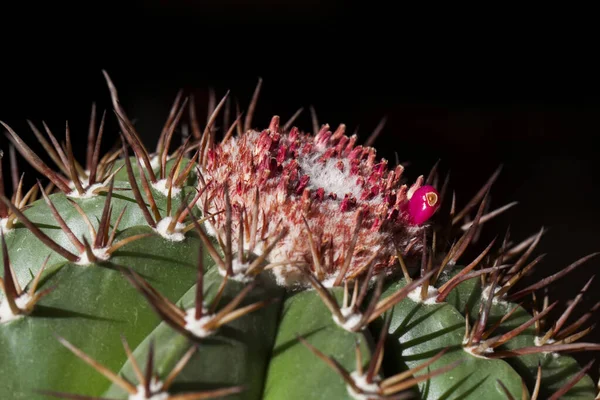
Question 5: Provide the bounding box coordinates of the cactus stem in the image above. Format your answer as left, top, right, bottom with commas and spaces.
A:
106, 233, 155, 256
465, 297, 558, 358
499, 360, 596, 400
370, 270, 438, 322
38, 180, 86, 253
0, 195, 80, 262
187, 280, 272, 337
547, 360, 595, 400
46, 335, 243, 400
302, 261, 436, 331
496, 379, 520, 400
298, 316, 458, 400
56, 334, 138, 394
380, 349, 451, 394
121, 258, 272, 340
0, 231, 51, 322
297, 335, 363, 395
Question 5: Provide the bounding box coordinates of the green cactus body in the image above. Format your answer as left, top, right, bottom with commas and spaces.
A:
0, 73, 598, 400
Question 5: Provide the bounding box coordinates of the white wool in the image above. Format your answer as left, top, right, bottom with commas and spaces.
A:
0, 218, 11, 233
463, 345, 493, 359
153, 217, 186, 242
218, 259, 254, 282
75, 247, 110, 265
332, 307, 364, 332
346, 371, 381, 400
152, 179, 182, 197
481, 284, 509, 307
66, 183, 105, 199
129, 378, 168, 400
183, 308, 216, 338
408, 285, 440, 305
298, 152, 363, 200
0, 293, 31, 323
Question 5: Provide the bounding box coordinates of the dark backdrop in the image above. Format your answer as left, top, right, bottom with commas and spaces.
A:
1, 1, 599, 382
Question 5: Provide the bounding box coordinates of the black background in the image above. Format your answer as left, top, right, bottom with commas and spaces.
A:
1, 1, 599, 383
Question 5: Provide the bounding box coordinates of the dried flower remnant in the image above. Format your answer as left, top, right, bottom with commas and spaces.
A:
198, 116, 440, 286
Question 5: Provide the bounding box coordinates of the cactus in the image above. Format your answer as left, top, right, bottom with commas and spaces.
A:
0, 71, 599, 400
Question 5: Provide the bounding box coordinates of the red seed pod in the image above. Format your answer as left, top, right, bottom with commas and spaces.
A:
407, 185, 440, 225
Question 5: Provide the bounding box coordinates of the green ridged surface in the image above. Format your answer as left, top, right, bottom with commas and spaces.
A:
445, 271, 597, 399
1, 182, 200, 294
104, 267, 284, 400
263, 288, 373, 400
373, 279, 525, 400
0, 226, 204, 399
